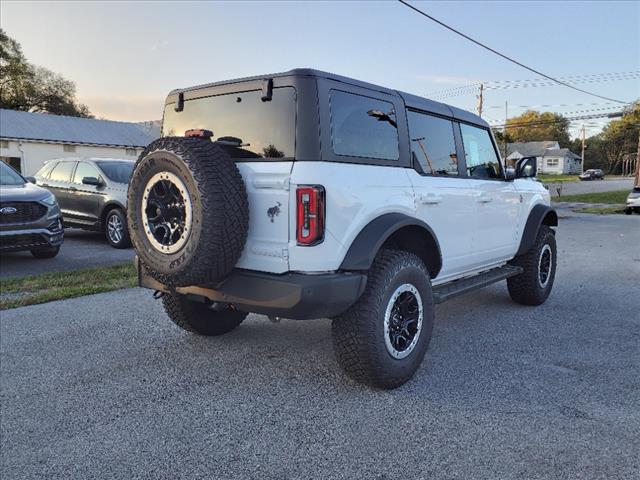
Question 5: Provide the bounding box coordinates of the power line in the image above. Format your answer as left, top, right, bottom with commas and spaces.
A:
398, 0, 633, 104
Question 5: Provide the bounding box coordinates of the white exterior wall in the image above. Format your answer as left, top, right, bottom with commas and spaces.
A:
0, 139, 142, 175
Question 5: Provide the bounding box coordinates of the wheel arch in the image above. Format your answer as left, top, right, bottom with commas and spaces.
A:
339, 213, 443, 278
516, 204, 557, 256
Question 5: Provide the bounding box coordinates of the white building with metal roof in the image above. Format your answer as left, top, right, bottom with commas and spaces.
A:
0, 109, 156, 175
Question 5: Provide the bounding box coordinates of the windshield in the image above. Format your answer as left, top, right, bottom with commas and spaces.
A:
96, 161, 134, 184
0, 161, 25, 186
162, 87, 296, 160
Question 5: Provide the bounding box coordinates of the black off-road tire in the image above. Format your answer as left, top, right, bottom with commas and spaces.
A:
30, 246, 60, 259
104, 208, 131, 249
127, 137, 249, 287
331, 249, 435, 389
507, 225, 557, 306
162, 293, 248, 336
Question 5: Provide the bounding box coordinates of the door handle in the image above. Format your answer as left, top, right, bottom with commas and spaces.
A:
476, 194, 493, 203
419, 193, 442, 205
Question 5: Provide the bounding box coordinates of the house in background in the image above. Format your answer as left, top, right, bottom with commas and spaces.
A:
506, 141, 582, 174
0, 109, 157, 175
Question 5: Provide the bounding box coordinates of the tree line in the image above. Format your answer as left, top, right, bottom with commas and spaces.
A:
493, 103, 639, 174
0, 28, 92, 117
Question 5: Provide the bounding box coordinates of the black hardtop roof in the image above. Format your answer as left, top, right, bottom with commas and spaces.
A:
169, 68, 489, 128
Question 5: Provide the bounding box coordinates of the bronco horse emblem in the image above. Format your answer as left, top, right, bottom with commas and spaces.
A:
267, 202, 282, 223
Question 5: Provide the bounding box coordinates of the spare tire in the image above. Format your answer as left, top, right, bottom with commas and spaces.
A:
127, 137, 249, 287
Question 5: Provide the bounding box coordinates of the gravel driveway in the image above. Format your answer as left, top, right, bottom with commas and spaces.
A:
1, 214, 639, 480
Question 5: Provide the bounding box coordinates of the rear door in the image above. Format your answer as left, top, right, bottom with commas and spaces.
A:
45, 160, 77, 217
405, 110, 475, 280
458, 123, 520, 267
161, 84, 298, 273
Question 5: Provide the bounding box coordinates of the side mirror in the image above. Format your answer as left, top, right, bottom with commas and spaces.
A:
516, 156, 537, 178
82, 176, 102, 186
25, 176, 36, 184
505, 166, 516, 181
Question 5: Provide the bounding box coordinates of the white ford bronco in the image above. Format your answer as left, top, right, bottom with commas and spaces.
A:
128, 69, 557, 389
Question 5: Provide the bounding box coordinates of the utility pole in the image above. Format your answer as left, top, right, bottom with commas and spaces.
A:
503, 100, 508, 160
580, 124, 586, 175
476, 83, 484, 118
635, 131, 640, 187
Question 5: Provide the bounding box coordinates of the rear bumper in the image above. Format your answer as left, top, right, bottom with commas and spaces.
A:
136, 257, 367, 320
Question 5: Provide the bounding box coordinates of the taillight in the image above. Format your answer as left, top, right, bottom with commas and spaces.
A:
296, 185, 325, 245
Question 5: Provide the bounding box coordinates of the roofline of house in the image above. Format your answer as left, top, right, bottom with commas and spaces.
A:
0, 136, 147, 149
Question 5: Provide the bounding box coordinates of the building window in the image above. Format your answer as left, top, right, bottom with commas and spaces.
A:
0, 140, 9, 149
546, 158, 559, 166
125, 148, 137, 156
63, 145, 76, 153
1, 156, 22, 173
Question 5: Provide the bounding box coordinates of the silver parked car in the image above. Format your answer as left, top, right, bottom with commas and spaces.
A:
625, 186, 640, 215
34, 158, 134, 248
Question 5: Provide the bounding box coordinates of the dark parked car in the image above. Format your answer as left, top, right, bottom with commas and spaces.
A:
0, 161, 64, 258
579, 169, 605, 181
34, 158, 134, 248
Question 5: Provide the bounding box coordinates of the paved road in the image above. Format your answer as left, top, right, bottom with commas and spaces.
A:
0, 229, 133, 279
546, 177, 634, 196
1, 214, 639, 480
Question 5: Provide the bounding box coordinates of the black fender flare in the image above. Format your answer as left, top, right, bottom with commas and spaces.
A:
517, 204, 558, 256
339, 213, 442, 276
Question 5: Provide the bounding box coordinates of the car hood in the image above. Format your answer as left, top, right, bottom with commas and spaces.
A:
0, 182, 51, 202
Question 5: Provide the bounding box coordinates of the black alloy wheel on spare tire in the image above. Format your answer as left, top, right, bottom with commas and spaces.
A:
127, 137, 249, 287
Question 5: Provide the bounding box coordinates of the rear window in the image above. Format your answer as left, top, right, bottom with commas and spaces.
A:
162, 87, 296, 160
329, 90, 399, 161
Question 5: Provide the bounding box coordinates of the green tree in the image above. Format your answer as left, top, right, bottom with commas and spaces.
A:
505, 110, 570, 147
0, 28, 92, 117
599, 101, 639, 174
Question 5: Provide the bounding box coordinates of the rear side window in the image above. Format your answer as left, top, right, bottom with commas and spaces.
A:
49, 161, 76, 182
35, 161, 57, 179
407, 111, 458, 175
460, 124, 502, 179
329, 90, 399, 161
162, 87, 296, 160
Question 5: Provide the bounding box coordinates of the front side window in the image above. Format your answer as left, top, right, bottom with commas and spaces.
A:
460, 124, 502, 179
329, 90, 399, 161
407, 111, 458, 175
73, 162, 101, 184
95, 161, 134, 184
162, 87, 296, 160
49, 161, 76, 182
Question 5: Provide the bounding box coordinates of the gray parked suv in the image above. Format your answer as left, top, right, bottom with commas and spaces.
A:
35, 158, 134, 248
0, 161, 64, 258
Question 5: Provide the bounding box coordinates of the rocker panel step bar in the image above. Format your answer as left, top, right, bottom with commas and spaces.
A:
433, 265, 523, 304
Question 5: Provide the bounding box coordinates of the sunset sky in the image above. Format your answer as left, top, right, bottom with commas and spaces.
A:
2, 0, 638, 137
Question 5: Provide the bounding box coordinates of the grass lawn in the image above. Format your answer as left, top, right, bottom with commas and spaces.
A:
0, 263, 136, 310
552, 190, 629, 204
537, 174, 579, 184
574, 206, 626, 215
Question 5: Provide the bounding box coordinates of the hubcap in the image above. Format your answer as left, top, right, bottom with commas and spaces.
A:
538, 244, 553, 288
107, 213, 123, 244
141, 172, 192, 254
383, 284, 423, 359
